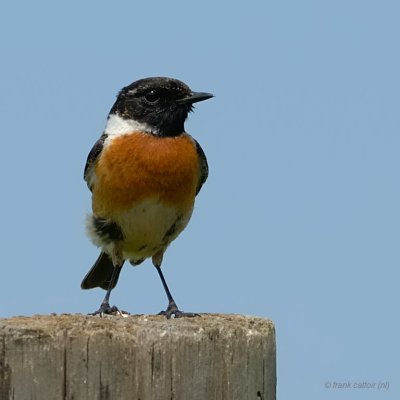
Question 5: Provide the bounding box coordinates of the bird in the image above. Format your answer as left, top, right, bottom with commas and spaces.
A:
81, 77, 213, 318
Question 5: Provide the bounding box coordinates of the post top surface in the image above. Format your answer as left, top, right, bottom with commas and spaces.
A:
0, 313, 275, 338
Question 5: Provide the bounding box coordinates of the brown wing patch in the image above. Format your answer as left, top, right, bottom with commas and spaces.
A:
92, 132, 200, 217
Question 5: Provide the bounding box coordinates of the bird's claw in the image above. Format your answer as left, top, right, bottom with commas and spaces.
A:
158, 302, 200, 319
90, 302, 130, 317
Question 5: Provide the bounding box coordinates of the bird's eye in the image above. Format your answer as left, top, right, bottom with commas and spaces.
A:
144, 90, 160, 103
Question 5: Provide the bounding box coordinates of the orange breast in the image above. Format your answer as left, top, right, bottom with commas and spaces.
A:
92, 132, 200, 217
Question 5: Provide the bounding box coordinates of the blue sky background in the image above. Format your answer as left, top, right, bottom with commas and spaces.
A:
1, 1, 399, 398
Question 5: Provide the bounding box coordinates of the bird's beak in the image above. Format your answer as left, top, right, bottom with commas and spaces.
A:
177, 91, 214, 105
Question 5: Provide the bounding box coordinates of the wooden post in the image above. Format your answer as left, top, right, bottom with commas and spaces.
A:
0, 314, 275, 400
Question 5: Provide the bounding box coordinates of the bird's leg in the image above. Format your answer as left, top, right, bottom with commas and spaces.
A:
155, 265, 200, 319
90, 263, 127, 316
90, 246, 128, 317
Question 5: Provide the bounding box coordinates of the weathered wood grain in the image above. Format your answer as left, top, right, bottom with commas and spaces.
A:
0, 314, 275, 400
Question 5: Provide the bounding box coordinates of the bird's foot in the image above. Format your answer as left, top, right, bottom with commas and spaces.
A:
89, 301, 129, 317
158, 301, 200, 319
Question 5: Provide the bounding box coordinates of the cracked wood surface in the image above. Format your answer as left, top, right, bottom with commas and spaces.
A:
0, 314, 276, 400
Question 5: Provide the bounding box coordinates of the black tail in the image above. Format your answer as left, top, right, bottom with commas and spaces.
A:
81, 252, 124, 290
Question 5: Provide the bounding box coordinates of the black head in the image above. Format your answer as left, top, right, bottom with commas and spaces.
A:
109, 77, 213, 137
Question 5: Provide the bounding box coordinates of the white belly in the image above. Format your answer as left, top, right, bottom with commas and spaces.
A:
88, 198, 194, 262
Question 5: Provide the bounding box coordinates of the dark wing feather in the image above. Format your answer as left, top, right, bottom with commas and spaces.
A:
84, 133, 107, 191
81, 252, 124, 290
194, 139, 209, 195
